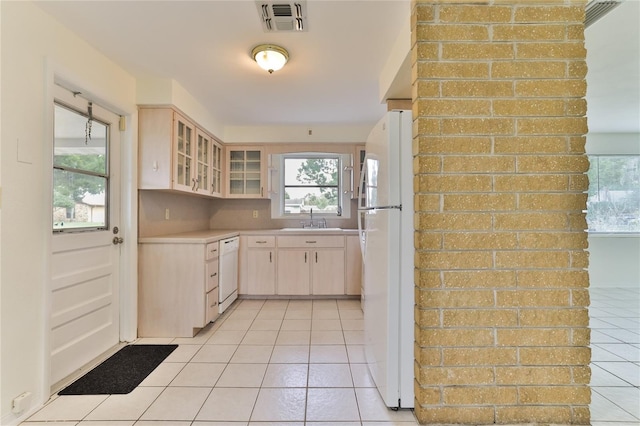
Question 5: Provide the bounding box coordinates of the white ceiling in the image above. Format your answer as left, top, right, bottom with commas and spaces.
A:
35, 0, 639, 136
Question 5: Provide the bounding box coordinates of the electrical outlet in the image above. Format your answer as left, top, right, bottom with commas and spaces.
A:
165, 209, 170, 220
12, 392, 31, 414
253, 210, 259, 219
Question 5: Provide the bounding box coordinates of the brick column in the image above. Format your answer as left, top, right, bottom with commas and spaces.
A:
412, 1, 590, 424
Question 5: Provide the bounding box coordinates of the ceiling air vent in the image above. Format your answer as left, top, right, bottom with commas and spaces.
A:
585, 0, 622, 27
256, 1, 307, 32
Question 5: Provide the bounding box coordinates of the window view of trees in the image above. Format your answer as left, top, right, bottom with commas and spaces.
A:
53, 104, 108, 230
284, 157, 339, 214
587, 155, 640, 232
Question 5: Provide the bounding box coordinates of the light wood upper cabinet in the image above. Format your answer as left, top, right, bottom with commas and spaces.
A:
210, 141, 223, 197
173, 113, 197, 192
139, 107, 223, 197
226, 147, 266, 198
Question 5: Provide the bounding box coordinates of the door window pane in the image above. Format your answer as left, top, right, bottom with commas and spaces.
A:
53, 103, 109, 231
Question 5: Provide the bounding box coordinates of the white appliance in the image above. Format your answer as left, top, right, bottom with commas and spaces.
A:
358, 110, 414, 409
218, 236, 239, 314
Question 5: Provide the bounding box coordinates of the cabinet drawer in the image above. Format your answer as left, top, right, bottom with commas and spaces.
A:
206, 242, 220, 260
206, 260, 219, 293
247, 235, 276, 248
277, 235, 344, 248
205, 288, 219, 323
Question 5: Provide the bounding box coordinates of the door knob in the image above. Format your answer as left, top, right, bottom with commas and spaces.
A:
113, 237, 124, 245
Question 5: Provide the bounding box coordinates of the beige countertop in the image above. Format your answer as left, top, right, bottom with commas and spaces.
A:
139, 228, 358, 244
138, 229, 240, 244
239, 228, 358, 236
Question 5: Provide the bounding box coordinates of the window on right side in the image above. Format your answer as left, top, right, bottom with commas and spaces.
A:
587, 155, 640, 233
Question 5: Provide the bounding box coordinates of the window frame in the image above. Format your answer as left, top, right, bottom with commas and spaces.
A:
270, 152, 352, 219
53, 100, 111, 233
586, 154, 640, 234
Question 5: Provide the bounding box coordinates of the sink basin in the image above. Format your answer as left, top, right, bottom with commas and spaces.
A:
280, 228, 342, 231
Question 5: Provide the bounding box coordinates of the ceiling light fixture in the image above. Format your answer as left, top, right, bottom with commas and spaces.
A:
251, 44, 289, 74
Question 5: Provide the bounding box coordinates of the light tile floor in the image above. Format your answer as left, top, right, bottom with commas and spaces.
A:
589, 287, 640, 426
22, 289, 640, 425
23, 298, 418, 426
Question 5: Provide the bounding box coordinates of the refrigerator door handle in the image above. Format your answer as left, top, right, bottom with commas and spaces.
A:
358, 155, 369, 211
357, 157, 369, 261
358, 205, 402, 211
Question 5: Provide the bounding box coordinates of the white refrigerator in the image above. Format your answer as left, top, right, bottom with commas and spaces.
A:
358, 109, 414, 409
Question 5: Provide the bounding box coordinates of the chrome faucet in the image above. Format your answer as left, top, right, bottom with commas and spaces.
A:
310, 208, 313, 224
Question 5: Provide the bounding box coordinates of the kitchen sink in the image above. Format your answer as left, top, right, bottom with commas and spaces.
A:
280, 228, 342, 231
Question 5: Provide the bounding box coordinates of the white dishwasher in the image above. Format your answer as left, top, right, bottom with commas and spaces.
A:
218, 236, 239, 314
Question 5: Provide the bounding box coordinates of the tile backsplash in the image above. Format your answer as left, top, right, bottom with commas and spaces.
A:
138, 190, 358, 237
209, 198, 358, 230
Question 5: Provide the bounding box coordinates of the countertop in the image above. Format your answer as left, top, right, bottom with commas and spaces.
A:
139, 228, 358, 244
138, 229, 240, 244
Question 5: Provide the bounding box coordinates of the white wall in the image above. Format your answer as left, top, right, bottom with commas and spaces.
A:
586, 133, 640, 288
0, 2, 136, 423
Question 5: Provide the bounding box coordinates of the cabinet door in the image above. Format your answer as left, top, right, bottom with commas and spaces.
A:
206, 288, 219, 323
194, 129, 211, 195
227, 147, 265, 198
210, 141, 223, 197
311, 249, 345, 295
345, 235, 362, 295
247, 249, 276, 295
277, 249, 310, 295
173, 112, 196, 192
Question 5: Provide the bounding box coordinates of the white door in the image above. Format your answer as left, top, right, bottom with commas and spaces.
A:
50, 84, 122, 386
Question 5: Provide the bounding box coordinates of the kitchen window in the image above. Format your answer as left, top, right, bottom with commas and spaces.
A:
587, 155, 640, 233
270, 152, 352, 219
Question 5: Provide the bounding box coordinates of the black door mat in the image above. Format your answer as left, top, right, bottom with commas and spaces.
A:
58, 344, 178, 395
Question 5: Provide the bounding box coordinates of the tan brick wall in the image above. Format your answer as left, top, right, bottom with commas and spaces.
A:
412, 1, 590, 424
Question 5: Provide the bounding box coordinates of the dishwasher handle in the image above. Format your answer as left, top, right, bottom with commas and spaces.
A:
219, 237, 240, 254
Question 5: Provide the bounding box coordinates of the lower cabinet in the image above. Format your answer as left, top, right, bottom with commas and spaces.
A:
345, 235, 362, 296
247, 245, 276, 295
276, 236, 345, 296
277, 249, 312, 295
205, 250, 220, 323
239, 233, 361, 297
139, 240, 220, 337
311, 249, 345, 295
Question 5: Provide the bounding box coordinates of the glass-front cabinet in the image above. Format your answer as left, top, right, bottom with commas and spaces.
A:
173, 113, 196, 192
226, 147, 265, 198
210, 141, 223, 197
139, 107, 224, 198
194, 129, 211, 196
